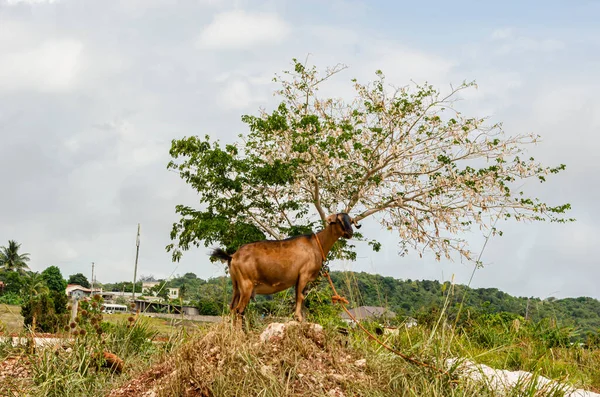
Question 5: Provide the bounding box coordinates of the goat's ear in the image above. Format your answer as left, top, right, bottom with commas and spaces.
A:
326, 214, 337, 224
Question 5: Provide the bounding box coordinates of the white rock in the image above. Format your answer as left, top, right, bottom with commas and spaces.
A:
260, 321, 324, 343
260, 322, 287, 342
446, 358, 600, 397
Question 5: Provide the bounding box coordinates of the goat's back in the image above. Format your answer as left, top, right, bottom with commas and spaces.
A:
230, 234, 319, 284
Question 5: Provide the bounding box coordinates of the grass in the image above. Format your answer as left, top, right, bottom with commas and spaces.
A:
1, 303, 206, 338
1, 291, 599, 396
0, 296, 200, 397
102, 312, 207, 338
0, 304, 23, 334
104, 314, 600, 397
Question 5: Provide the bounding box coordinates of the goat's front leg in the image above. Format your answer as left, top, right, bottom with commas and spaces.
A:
294, 276, 310, 322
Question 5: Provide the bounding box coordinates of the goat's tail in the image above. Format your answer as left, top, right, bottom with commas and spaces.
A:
210, 248, 233, 265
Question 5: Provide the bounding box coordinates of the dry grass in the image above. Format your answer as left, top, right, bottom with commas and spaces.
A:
0, 304, 23, 334
109, 320, 492, 397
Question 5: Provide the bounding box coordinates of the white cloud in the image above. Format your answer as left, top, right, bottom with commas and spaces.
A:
196, 10, 290, 50
491, 27, 514, 40
4, 0, 58, 4
363, 44, 456, 86
490, 28, 565, 54
0, 39, 83, 93
217, 78, 271, 110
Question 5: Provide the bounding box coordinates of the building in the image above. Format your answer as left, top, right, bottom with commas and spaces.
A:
142, 281, 160, 295
167, 287, 180, 299
98, 290, 130, 303
340, 306, 396, 324
66, 284, 92, 299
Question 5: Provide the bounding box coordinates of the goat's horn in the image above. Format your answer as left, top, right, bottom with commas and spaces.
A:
351, 218, 362, 229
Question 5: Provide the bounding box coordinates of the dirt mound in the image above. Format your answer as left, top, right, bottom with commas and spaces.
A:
107, 321, 370, 397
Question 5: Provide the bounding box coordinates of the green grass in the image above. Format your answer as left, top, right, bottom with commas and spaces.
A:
101, 313, 207, 338
102, 314, 599, 397
1, 291, 599, 396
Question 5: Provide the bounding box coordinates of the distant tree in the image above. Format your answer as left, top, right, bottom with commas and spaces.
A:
0, 240, 31, 274
68, 273, 90, 288
138, 274, 157, 282
41, 266, 67, 293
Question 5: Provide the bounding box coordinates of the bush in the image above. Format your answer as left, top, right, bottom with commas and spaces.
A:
0, 291, 23, 305
21, 293, 66, 333
50, 290, 68, 315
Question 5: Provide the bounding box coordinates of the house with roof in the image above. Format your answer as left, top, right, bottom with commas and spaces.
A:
66, 284, 92, 299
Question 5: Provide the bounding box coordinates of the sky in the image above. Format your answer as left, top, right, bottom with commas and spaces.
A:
1, 0, 598, 300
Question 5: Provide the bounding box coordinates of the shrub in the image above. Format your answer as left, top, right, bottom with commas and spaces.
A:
21, 293, 66, 333
0, 291, 23, 305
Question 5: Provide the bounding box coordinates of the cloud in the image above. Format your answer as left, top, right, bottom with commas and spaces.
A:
0, 38, 83, 93
196, 10, 291, 50
0, 1, 598, 300
4, 0, 58, 4
490, 27, 565, 54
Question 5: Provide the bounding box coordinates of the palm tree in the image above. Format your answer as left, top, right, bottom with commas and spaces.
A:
0, 240, 31, 274
21, 272, 49, 298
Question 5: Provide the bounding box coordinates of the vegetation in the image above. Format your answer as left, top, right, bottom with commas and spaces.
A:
21, 292, 66, 333
0, 294, 186, 397
0, 240, 31, 274
2, 265, 599, 396
167, 58, 572, 264
68, 272, 91, 288
100, 281, 142, 294
106, 311, 600, 396
41, 266, 67, 293
147, 270, 600, 343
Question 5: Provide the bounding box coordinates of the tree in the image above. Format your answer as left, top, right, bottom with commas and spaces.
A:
167, 58, 573, 265
0, 271, 23, 294
41, 266, 67, 293
68, 272, 91, 288
21, 272, 49, 299
21, 293, 65, 333
0, 240, 31, 274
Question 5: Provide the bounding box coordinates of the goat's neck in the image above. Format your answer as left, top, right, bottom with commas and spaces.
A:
315, 226, 344, 259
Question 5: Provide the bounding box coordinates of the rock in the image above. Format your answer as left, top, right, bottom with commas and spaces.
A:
260, 323, 287, 342
446, 358, 600, 397
354, 359, 366, 368
260, 321, 325, 344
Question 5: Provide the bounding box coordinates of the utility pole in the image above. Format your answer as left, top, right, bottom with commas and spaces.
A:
91, 262, 95, 294
132, 223, 141, 301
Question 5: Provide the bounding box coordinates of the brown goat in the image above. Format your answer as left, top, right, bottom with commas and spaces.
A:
210, 213, 361, 323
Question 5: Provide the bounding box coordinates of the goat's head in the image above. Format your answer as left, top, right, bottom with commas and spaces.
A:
326, 213, 361, 239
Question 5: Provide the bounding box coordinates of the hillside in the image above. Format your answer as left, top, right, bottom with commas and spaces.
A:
105, 270, 600, 339
327, 271, 600, 337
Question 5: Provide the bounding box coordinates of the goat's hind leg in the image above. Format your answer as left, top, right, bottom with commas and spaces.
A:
230, 277, 240, 311
234, 280, 254, 331
294, 276, 310, 322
